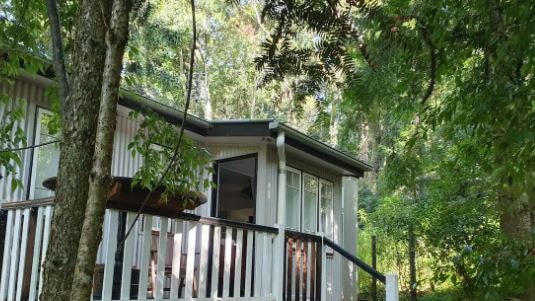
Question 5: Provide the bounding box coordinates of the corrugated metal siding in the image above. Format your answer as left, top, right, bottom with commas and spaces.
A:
0, 79, 49, 203
111, 108, 143, 178
0, 78, 146, 203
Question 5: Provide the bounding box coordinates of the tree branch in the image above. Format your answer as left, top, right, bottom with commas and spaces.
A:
118, 0, 198, 250
419, 25, 437, 105
0, 139, 59, 153
45, 0, 69, 105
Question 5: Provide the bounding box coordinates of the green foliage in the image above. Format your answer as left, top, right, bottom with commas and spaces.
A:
0, 92, 26, 191
260, 0, 535, 298
452, 239, 535, 300
128, 111, 213, 205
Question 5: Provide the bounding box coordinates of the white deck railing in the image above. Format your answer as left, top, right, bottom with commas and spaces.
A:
0, 200, 278, 301
0, 200, 398, 301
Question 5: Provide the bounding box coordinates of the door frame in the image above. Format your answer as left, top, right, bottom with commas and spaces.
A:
210, 153, 258, 224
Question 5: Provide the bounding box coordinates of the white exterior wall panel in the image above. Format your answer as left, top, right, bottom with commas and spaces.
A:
0, 79, 48, 203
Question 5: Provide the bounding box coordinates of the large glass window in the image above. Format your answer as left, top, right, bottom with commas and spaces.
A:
30, 109, 59, 199
285, 167, 334, 236
285, 168, 301, 230
319, 180, 334, 239
302, 174, 318, 233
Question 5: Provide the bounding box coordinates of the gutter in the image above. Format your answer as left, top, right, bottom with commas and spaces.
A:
269, 121, 372, 174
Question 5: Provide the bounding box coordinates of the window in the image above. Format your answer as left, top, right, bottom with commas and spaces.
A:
285, 167, 334, 237
319, 180, 334, 239
302, 174, 318, 233
285, 168, 301, 230
30, 109, 59, 199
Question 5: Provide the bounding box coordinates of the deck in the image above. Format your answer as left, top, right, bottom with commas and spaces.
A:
0, 200, 398, 301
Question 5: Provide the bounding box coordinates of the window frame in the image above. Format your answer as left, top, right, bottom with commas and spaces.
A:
284, 166, 334, 237
318, 178, 335, 239
29, 107, 58, 200
285, 166, 302, 231
301, 172, 318, 234
211, 153, 258, 224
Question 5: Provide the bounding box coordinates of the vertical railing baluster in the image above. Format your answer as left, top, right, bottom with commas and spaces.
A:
7, 209, 22, 301
244, 230, 253, 298
184, 221, 197, 298
233, 229, 243, 298
15, 208, 30, 301
198, 224, 210, 297
38, 206, 53, 298
120, 212, 136, 300
210, 226, 222, 298
28, 207, 44, 301
286, 236, 293, 301
102, 210, 119, 300
222, 227, 233, 298
170, 220, 183, 298
0, 210, 14, 301
155, 217, 168, 299
138, 215, 152, 299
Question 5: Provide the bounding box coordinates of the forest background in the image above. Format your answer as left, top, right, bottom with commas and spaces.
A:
1, 0, 534, 300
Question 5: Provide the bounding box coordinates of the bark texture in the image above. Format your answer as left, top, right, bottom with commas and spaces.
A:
70, 1, 132, 300
40, 1, 108, 300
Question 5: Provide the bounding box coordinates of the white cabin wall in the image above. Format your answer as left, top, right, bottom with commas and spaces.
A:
0, 78, 49, 203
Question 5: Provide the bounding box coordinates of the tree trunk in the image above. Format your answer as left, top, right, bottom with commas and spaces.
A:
408, 226, 417, 301
371, 235, 377, 301
40, 1, 108, 300
70, 1, 132, 300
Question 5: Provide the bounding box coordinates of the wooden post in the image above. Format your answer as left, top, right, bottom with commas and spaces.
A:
385, 273, 399, 301
371, 235, 377, 301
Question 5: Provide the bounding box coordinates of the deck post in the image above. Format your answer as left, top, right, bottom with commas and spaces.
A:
273, 224, 285, 301
385, 273, 399, 301
320, 236, 327, 301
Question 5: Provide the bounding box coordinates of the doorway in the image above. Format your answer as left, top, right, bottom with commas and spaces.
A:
212, 154, 257, 223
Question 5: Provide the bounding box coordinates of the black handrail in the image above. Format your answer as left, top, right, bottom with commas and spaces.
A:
323, 237, 386, 284
177, 212, 279, 234
285, 229, 323, 242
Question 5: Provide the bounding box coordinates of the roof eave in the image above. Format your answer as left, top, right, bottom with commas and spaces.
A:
269, 121, 372, 177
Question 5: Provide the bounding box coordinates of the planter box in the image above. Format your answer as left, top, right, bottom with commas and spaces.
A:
42, 176, 207, 215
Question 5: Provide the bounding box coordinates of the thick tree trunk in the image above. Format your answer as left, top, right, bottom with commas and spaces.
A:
40, 1, 108, 300
70, 1, 132, 300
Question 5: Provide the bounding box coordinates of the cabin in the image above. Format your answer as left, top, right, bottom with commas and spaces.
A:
0, 73, 398, 301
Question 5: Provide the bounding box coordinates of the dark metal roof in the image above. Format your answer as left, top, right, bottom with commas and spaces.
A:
119, 90, 372, 176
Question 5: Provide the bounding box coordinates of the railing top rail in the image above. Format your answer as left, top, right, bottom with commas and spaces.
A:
0, 198, 54, 210
285, 229, 323, 242
0, 198, 278, 234
323, 236, 386, 284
